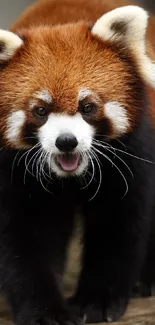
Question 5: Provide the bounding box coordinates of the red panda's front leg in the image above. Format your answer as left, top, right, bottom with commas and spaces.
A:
0, 189, 83, 325
68, 176, 154, 323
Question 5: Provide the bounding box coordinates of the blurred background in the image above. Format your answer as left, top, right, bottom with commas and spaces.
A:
0, 0, 155, 29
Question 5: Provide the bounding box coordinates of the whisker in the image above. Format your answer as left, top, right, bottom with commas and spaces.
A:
88, 149, 102, 201
17, 143, 40, 166
92, 138, 113, 149
24, 147, 42, 184
32, 149, 43, 179
25, 146, 42, 176
93, 146, 128, 197
94, 144, 134, 179
22, 144, 41, 184
94, 138, 154, 164
81, 152, 95, 190
11, 150, 22, 184
115, 139, 127, 150
40, 151, 52, 183
39, 168, 52, 195
112, 147, 155, 164
35, 149, 45, 181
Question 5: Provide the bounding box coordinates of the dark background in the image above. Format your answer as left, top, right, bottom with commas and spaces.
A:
138, 0, 155, 12
0, 0, 155, 29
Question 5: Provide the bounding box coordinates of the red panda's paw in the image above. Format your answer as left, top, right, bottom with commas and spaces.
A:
68, 296, 128, 323
56, 313, 85, 325
16, 315, 56, 325
16, 311, 84, 325
24, 317, 57, 325
84, 299, 127, 323
102, 298, 128, 323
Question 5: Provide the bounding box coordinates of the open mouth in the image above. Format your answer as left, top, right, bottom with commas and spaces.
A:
55, 153, 81, 172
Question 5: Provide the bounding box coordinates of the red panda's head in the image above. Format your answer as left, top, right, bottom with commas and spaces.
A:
0, 5, 154, 177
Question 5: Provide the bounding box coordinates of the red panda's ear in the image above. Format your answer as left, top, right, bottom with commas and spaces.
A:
92, 6, 155, 88
0, 30, 23, 62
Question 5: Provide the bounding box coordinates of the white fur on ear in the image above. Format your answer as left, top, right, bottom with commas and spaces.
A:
0, 30, 23, 61
92, 6, 155, 88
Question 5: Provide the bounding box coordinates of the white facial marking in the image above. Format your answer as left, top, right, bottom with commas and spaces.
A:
38, 113, 94, 177
6, 110, 26, 147
34, 89, 52, 104
104, 101, 129, 136
0, 30, 23, 61
78, 88, 95, 101
29, 99, 38, 109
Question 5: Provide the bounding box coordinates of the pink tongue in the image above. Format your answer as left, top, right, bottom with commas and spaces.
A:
57, 154, 79, 171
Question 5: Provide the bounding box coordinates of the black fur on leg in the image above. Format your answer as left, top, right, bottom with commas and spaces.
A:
68, 111, 155, 322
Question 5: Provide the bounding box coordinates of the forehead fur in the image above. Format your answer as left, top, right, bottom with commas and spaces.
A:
0, 24, 134, 105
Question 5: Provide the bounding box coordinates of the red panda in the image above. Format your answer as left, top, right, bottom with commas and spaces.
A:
0, 0, 155, 324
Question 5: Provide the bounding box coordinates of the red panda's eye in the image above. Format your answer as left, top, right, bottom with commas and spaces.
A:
80, 103, 96, 115
83, 104, 93, 113
35, 106, 48, 117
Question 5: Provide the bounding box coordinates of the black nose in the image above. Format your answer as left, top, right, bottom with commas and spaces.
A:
55, 134, 78, 152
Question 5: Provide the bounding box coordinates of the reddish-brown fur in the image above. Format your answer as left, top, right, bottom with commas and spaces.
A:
0, 23, 133, 142
0, 0, 154, 144
10, 0, 155, 122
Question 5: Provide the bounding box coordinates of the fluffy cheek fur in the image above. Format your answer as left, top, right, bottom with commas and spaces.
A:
5, 110, 29, 149
38, 112, 94, 177
104, 101, 130, 137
